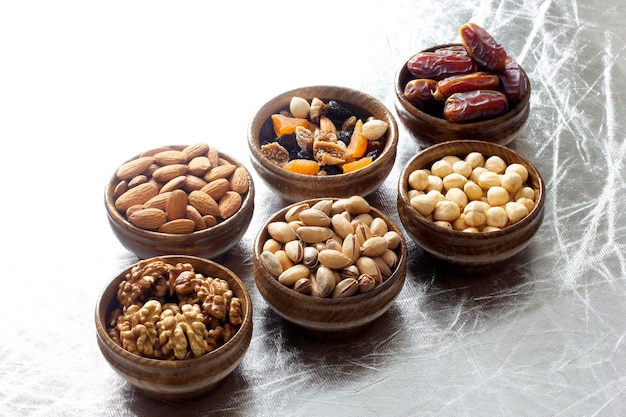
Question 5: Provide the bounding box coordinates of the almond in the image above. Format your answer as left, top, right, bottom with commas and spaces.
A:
207, 147, 220, 167
127, 175, 148, 188
128, 207, 167, 230
139, 146, 172, 157
203, 214, 217, 227
115, 182, 158, 212
154, 150, 187, 166
165, 189, 188, 221
188, 156, 212, 177
158, 218, 196, 234
188, 190, 220, 216
201, 178, 230, 200
182, 142, 210, 160
204, 164, 237, 182
183, 175, 208, 192
218, 191, 242, 219
113, 180, 129, 199
186, 205, 207, 230
159, 175, 187, 194
229, 166, 249, 194
152, 164, 188, 183
116, 156, 154, 180
144, 192, 171, 210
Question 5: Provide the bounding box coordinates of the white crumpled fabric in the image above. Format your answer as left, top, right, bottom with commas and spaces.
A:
1, 0, 625, 416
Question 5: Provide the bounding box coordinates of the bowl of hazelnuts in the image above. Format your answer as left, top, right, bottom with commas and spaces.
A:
397, 140, 545, 268
104, 143, 255, 259
394, 23, 531, 148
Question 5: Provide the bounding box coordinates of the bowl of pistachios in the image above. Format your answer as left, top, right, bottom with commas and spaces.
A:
252, 195, 408, 334
394, 23, 531, 148
248, 85, 399, 202
397, 140, 545, 268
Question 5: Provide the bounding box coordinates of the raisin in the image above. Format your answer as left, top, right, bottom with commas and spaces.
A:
326, 100, 353, 126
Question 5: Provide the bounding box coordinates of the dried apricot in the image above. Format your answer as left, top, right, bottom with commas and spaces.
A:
346, 119, 367, 159
283, 159, 320, 175
342, 157, 373, 174
271, 114, 311, 136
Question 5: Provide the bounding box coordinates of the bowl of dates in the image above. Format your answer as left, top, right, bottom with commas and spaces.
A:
95, 255, 253, 401
248, 85, 399, 202
394, 23, 531, 148
397, 139, 545, 268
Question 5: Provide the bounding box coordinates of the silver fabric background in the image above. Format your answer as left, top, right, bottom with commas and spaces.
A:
2, 0, 625, 416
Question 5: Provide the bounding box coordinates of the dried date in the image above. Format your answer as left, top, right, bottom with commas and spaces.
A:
433, 72, 500, 101
407, 52, 476, 81
459, 22, 507, 71
443, 90, 508, 122
403, 78, 440, 113
497, 57, 527, 106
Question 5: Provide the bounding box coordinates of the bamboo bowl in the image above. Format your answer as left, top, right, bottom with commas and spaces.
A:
95, 255, 253, 401
394, 44, 531, 148
248, 85, 399, 202
105, 145, 255, 260
253, 197, 408, 334
397, 140, 545, 268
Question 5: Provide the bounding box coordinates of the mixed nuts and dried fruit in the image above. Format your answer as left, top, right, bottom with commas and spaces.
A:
259, 196, 402, 298
112, 143, 250, 233
403, 22, 527, 122
259, 97, 389, 175
107, 257, 244, 360
407, 151, 538, 232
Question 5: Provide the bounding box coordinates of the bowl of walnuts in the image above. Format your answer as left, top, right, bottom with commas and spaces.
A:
95, 255, 253, 401
104, 143, 255, 259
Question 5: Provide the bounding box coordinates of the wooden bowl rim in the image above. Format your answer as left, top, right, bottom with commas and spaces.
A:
104, 146, 255, 241
95, 255, 253, 368
398, 139, 545, 239
247, 85, 399, 182
394, 43, 531, 128
253, 197, 408, 305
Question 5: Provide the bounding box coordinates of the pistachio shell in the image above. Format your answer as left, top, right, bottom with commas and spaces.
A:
360, 236, 389, 257
259, 250, 283, 277
310, 199, 334, 216
268, 221, 297, 243
318, 249, 353, 269
278, 264, 311, 287
356, 256, 382, 285
331, 213, 354, 239
293, 277, 312, 294
369, 217, 389, 237
332, 278, 359, 298
296, 226, 333, 243
342, 233, 360, 263
311, 266, 336, 297
344, 195, 371, 214
298, 208, 331, 227
284, 240, 304, 263
285, 203, 310, 222
357, 274, 376, 293
302, 246, 319, 268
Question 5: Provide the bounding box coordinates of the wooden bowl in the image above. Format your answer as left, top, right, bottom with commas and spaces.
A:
253, 197, 408, 334
105, 146, 255, 260
95, 255, 253, 401
397, 140, 545, 268
394, 44, 531, 148
248, 85, 399, 202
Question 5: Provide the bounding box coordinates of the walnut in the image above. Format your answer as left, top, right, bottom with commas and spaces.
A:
228, 297, 243, 326
115, 300, 162, 358
117, 258, 170, 308
158, 303, 210, 360
166, 262, 195, 296
199, 278, 233, 320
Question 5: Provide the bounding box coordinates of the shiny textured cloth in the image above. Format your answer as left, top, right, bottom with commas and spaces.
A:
2, 1, 625, 416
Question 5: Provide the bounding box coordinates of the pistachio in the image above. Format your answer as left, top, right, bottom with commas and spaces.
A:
298, 208, 331, 227
357, 274, 376, 293
341, 265, 361, 280
332, 278, 359, 298
284, 240, 304, 263
278, 264, 311, 287
344, 195, 371, 215
331, 213, 354, 239
274, 249, 294, 271
318, 249, 353, 270
355, 222, 374, 247
268, 221, 297, 243
380, 248, 399, 269
383, 231, 401, 250
293, 277, 312, 295
302, 246, 319, 268
260, 250, 283, 277
369, 217, 389, 237
360, 236, 389, 258
311, 266, 336, 297
356, 256, 382, 285
351, 213, 374, 228
325, 238, 343, 253
311, 199, 334, 215
296, 226, 333, 243
285, 203, 310, 222
373, 256, 392, 279
341, 233, 360, 263
262, 238, 282, 254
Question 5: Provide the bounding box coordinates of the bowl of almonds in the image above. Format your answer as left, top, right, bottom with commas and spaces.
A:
104, 143, 255, 259
248, 85, 399, 202
253, 195, 407, 334
95, 255, 253, 401
394, 23, 531, 148
397, 140, 545, 268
